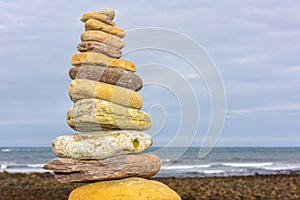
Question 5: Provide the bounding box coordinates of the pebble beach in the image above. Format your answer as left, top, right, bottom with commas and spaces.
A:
1, 172, 299, 200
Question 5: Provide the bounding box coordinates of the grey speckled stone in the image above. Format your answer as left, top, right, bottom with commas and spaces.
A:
52, 131, 152, 160
67, 99, 151, 132
69, 66, 143, 91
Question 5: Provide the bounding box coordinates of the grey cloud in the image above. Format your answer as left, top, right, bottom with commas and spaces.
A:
229, 103, 300, 116
0, 0, 299, 146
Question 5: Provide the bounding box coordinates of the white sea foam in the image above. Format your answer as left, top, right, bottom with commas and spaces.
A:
203, 170, 225, 174
161, 159, 172, 163
222, 162, 273, 168
0, 163, 45, 172
162, 165, 211, 170
263, 164, 300, 171
1, 148, 12, 152
4, 168, 50, 173
27, 164, 45, 168
161, 159, 172, 162
0, 164, 8, 170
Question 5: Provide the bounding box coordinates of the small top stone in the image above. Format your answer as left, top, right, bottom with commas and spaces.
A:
81, 12, 115, 26
99, 8, 115, 20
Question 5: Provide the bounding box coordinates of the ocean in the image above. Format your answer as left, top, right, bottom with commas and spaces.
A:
1, 147, 300, 177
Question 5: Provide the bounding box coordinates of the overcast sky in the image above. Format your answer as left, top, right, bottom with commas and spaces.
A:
0, 0, 300, 147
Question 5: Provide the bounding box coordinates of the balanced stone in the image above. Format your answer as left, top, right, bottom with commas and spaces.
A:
69, 79, 142, 109
67, 99, 151, 132
99, 8, 115, 20
77, 41, 122, 58
81, 30, 124, 49
85, 19, 125, 38
68, 177, 182, 200
43, 154, 161, 183
52, 131, 152, 159
72, 52, 136, 72
69, 66, 143, 91
81, 12, 115, 26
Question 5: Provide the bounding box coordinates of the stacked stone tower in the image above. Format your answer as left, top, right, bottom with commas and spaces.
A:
43, 8, 181, 200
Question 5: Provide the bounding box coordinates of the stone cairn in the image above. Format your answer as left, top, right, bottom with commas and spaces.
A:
43, 8, 181, 199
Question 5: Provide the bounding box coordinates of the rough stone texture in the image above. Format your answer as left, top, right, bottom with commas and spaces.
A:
99, 8, 115, 20
43, 154, 161, 183
81, 12, 115, 26
51, 131, 152, 159
72, 52, 136, 72
69, 79, 142, 109
109, 59, 136, 72
67, 99, 151, 132
85, 19, 125, 38
68, 177, 182, 200
69, 66, 143, 91
77, 41, 122, 58
81, 30, 124, 49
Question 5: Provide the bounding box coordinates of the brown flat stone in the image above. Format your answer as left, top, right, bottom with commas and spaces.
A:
43, 154, 161, 183
69, 66, 143, 91
81, 12, 115, 26
81, 30, 124, 49
85, 19, 125, 38
77, 41, 122, 58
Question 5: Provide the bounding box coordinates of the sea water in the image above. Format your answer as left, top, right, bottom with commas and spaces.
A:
1, 147, 300, 177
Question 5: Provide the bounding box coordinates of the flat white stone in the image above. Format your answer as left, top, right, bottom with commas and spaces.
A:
52, 131, 152, 159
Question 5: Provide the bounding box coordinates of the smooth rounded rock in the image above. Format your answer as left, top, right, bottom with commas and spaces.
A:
69, 66, 143, 91
67, 99, 151, 132
81, 12, 115, 26
99, 8, 115, 20
72, 52, 136, 72
43, 154, 161, 183
77, 41, 122, 58
85, 19, 125, 38
52, 131, 152, 159
81, 30, 124, 49
69, 79, 142, 109
68, 177, 182, 200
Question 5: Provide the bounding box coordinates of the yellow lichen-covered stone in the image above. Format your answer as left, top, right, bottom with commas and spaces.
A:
81, 12, 115, 26
85, 19, 125, 38
69, 79, 142, 109
72, 52, 136, 72
81, 30, 124, 48
109, 59, 136, 71
68, 177, 182, 200
52, 131, 152, 159
67, 99, 151, 132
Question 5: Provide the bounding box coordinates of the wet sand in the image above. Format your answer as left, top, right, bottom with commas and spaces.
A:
0, 172, 299, 200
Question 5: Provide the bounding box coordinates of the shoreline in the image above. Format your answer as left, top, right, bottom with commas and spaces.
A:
0, 172, 299, 200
